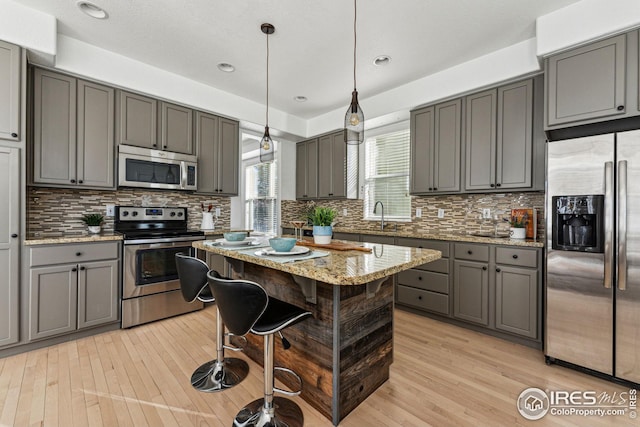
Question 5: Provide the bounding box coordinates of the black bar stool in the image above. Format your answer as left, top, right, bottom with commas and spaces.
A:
175, 253, 249, 392
207, 272, 312, 427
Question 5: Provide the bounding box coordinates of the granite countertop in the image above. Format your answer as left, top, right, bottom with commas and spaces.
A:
309, 226, 545, 248
24, 231, 124, 246
194, 239, 441, 286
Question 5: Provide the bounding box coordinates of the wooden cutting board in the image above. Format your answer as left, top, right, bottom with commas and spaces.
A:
295, 239, 372, 253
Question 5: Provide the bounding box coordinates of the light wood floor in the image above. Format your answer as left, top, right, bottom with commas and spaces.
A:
0, 306, 635, 427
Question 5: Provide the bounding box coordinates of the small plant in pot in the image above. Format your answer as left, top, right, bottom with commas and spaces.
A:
506, 212, 527, 239
308, 207, 337, 244
81, 213, 104, 234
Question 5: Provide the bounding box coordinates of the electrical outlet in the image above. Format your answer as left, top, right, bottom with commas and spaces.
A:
482, 208, 491, 219
416, 208, 422, 218
437, 208, 445, 219
105, 204, 115, 217
215, 207, 221, 217
343, 208, 348, 216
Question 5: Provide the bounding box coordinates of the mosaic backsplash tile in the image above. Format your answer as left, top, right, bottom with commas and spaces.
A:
27, 187, 231, 236
281, 191, 546, 240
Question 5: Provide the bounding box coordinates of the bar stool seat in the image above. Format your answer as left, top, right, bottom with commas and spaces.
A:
175, 253, 249, 392
207, 273, 312, 427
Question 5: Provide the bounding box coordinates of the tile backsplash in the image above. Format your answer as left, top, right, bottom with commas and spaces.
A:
27, 187, 230, 236
281, 191, 546, 240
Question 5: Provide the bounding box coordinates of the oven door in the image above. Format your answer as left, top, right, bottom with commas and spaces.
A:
123, 237, 202, 299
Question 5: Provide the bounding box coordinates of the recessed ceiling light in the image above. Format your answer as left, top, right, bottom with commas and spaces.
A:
217, 63, 235, 73
293, 96, 307, 103
374, 55, 391, 66
76, 1, 108, 19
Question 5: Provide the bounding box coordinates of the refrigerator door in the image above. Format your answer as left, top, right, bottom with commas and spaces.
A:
615, 130, 640, 383
546, 135, 614, 375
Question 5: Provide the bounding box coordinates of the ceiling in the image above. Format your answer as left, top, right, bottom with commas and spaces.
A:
13, 0, 580, 120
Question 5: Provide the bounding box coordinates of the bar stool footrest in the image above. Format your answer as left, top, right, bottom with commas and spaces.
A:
273, 366, 302, 396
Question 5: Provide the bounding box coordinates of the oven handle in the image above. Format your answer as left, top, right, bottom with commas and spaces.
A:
124, 236, 205, 245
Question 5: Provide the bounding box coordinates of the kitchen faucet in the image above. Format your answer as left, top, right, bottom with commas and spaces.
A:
373, 201, 385, 231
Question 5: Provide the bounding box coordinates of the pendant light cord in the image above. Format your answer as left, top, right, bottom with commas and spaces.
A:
266, 30, 270, 127
353, 0, 357, 91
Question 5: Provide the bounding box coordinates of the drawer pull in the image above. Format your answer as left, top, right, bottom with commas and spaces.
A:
418, 295, 422, 300
418, 246, 423, 248
467, 250, 473, 255
496, 268, 501, 273
76, 252, 82, 256
418, 276, 422, 281
512, 254, 518, 259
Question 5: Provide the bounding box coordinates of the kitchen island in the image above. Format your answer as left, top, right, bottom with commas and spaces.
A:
194, 239, 441, 425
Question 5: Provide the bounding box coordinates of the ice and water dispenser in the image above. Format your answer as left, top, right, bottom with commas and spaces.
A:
552, 195, 604, 253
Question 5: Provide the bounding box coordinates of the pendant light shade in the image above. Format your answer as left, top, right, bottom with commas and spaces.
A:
344, 0, 364, 145
260, 23, 275, 162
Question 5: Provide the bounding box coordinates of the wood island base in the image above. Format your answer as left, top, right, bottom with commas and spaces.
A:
228, 261, 394, 426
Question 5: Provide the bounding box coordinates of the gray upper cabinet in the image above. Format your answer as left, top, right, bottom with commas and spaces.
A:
0, 147, 19, 348
545, 33, 628, 128
410, 99, 461, 194
465, 79, 533, 191
159, 101, 193, 154
117, 91, 194, 154
117, 91, 157, 149
33, 69, 115, 188
0, 40, 20, 142
195, 112, 239, 195
295, 138, 318, 200
318, 131, 347, 198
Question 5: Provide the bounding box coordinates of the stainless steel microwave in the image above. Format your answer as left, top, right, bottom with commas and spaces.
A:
118, 145, 197, 191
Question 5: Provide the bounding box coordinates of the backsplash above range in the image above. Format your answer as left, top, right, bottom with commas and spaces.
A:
281, 191, 546, 240
27, 187, 230, 236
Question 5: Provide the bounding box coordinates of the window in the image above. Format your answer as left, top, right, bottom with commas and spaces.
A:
244, 158, 278, 235
363, 127, 411, 220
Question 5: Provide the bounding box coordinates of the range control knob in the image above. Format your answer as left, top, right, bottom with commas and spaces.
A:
121, 210, 129, 217
177, 212, 183, 217
132, 211, 139, 217
170, 212, 176, 217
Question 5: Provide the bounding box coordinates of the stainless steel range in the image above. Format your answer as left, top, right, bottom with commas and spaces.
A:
115, 206, 205, 328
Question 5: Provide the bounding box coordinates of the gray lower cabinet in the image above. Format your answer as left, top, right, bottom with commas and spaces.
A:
465, 79, 534, 191
494, 246, 539, 339
117, 91, 194, 154
0, 40, 20, 142
33, 68, 115, 188
28, 242, 119, 341
410, 99, 461, 194
295, 138, 318, 200
0, 147, 20, 348
545, 33, 629, 128
196, 113, 239, 195
453, 259, 489, 326
396, 238, 451, 316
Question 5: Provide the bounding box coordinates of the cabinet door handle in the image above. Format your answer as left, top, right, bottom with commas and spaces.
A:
78, 180, 83, 184
71, 267, 77, 272
418, 295, 422, 300
80, 266, 86, 271
490, 183, 495, 188
163, 145, 167, 149
482, 266, 487, 271
433, 187, 438, 191
418, 246, 423, 249
11, 233, 18, 238
617, 105, 625, 111
153, 144, 157, 147
70, 179, 76, 183
76, 252, 82, 256
11, 133, 18, 138
496, 268, 501, 273
496, 183, 501, 187
328, 193, 333, 196
418, 276, 422, 281
428, 187, 433, 191
512, 254, 518, 259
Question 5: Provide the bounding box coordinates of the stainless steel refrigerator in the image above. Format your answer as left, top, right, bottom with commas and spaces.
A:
546, 130, 640, 384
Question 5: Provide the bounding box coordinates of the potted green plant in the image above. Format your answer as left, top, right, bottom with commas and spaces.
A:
81, 213, 104, 234
507, 211, 527, 239
308, 207, 337, 244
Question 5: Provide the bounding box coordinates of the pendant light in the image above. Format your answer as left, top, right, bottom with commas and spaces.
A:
344, 0, 364, 145
259, 23, 275, 162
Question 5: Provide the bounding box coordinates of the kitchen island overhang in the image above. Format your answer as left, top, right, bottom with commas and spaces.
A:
193, 240, 441, 425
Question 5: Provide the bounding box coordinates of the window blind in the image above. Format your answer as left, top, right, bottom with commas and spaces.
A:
364, 128, 411, 220
244, 160, 278, 234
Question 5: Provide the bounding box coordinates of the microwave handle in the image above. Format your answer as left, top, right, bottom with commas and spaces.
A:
180, 161, 187, 189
